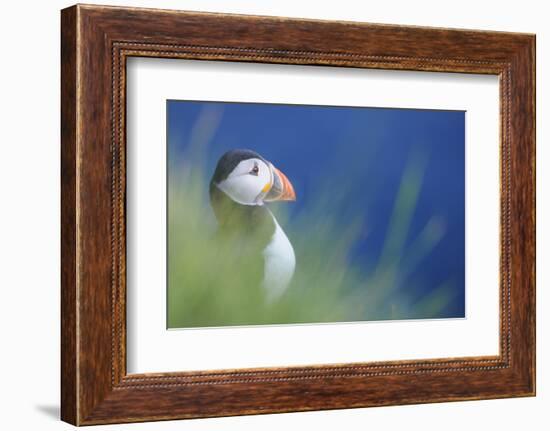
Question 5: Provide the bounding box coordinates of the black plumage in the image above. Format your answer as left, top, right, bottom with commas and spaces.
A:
210, 149, 268, 184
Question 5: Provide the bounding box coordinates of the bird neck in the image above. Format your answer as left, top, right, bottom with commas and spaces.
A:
210, 181, 276, 241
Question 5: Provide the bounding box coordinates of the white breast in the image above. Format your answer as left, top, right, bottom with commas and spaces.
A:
262, 214, 296, 302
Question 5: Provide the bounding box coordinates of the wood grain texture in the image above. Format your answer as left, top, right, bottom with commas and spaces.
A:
60, 4, 536, 425
60, 5, 78, 425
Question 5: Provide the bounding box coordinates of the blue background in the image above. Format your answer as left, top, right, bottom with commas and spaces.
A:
168, 100, 465, 318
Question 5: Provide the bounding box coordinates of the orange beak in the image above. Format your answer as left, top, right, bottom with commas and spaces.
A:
274, 167, 296, 201
264, 166, 296, 202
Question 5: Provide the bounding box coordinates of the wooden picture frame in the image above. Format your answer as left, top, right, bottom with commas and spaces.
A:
61, 4, 535, 425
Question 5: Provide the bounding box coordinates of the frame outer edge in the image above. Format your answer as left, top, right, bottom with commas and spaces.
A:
531, 34, 536, 396
508, 35, 536, 395
526, 35, 536, 396
61, 5, 79, 426
524, 34, 536, 395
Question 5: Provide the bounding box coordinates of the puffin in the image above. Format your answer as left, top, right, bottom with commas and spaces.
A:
209, 149, 296, 301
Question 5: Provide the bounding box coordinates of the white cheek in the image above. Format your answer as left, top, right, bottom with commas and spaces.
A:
218, 175, 263, 205
258, 167, 272, 188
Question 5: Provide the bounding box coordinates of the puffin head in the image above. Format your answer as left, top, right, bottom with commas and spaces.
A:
211, 149, 296, 206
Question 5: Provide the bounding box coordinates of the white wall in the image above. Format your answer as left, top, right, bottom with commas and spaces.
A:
0, 0, 546, 429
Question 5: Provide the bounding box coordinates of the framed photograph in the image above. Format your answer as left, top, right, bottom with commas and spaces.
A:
61, 4, 535, 425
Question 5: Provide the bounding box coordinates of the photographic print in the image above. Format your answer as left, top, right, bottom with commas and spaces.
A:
167, 100, 465, 329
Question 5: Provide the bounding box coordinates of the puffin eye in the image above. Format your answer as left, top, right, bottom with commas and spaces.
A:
250, 164, 259, 176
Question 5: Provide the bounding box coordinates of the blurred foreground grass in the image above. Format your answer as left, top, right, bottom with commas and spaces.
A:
167, 150, 456, 329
